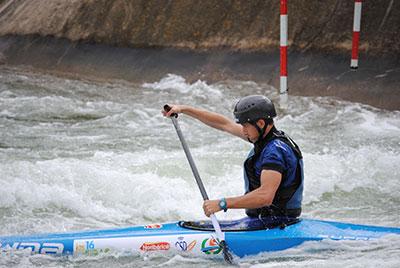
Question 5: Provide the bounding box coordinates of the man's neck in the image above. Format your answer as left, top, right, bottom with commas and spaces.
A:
254, 125, 277, 150
262, 124, 275, 139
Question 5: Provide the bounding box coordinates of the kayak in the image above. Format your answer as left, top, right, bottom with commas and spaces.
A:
1, 217, 399, 258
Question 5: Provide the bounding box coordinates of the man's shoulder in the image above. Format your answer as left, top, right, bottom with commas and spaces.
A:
263, 138, 294, 155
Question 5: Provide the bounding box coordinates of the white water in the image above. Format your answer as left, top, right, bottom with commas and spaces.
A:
0, 67, 399, 267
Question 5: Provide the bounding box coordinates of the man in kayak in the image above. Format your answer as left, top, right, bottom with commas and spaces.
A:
163, 95, 303, 221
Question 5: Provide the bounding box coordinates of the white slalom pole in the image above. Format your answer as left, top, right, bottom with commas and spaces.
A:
280, 0, 288, 94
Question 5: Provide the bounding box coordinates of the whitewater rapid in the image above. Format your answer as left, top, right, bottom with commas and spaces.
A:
0, 67, 399, 267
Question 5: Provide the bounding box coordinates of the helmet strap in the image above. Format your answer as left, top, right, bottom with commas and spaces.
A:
252, 119, 268, 143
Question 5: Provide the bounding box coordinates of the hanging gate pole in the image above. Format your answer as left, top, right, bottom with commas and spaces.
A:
351, 0, 362, 69
280, 0, 288, 94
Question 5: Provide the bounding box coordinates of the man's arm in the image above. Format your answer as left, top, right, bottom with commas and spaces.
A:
203, 170, 282, 217
163, 104, 245, 140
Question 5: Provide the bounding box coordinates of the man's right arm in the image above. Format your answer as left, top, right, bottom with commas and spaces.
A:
163, 105, 245, 140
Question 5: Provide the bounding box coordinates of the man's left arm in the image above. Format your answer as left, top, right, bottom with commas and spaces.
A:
203, 170, 282, 217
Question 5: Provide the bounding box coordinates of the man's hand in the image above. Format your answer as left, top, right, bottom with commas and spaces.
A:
203, 200, 222, 217
162, 104, 184, 117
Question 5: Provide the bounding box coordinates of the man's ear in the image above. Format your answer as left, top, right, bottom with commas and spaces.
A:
256, 119, 265, 129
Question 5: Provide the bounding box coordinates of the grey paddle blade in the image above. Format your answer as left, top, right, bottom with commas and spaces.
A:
219, 240, 234, 264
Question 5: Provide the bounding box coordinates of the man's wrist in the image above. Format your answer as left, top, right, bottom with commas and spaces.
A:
219, 197, 228, 212
180, 105, 191, 114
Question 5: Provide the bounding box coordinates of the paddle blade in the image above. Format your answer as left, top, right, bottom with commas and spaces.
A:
219, 240, 235, 264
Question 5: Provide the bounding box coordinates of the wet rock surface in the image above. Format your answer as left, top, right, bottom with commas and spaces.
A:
1, 0, 399, 54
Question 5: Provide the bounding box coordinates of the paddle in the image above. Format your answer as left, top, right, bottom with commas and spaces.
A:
164, 104, 234, 264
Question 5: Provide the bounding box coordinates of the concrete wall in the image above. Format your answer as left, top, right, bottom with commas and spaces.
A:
0, 0, 399, 55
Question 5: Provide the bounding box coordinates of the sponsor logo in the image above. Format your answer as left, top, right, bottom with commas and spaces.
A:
140, 242, 170, 251
0, 242, 64, 254
201, 238, 222, 255
144, 224, 163, 229
187, 240, 197, 251
319, 234, 370, 241
174, 237, 197, 252
74, 240, 110, 256
75, 243, 86, 253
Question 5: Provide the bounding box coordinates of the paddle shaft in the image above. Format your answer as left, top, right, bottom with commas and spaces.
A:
170, 117, 209, 200
164, 105, 225, 241
169, 116, 225, 238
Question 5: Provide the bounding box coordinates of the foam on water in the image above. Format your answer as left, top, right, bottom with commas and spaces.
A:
143, 73, 223, 98
0, 150, 218, 234
0, 68, 399, 266
240, 235, 400, 268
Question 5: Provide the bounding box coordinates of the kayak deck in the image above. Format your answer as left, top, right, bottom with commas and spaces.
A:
180, 216, 300, 231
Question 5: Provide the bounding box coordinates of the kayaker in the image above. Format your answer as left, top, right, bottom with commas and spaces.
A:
163, 95, 304, 221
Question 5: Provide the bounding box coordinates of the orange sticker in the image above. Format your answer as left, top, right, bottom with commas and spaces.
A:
187, 240, 196, 251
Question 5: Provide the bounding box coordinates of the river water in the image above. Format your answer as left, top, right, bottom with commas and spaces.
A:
0, 66, 399, 267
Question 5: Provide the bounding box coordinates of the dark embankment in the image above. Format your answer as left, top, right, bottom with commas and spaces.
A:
0, 0, 399, 110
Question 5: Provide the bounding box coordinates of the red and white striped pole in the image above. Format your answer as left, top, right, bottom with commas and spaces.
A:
280, 0, 288, 94
351, 0, 362, 69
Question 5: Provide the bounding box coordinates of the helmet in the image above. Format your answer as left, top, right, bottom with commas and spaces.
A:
233, 95, 276, 124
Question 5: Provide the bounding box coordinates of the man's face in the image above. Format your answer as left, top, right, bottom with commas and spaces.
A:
241, 122, 260, 143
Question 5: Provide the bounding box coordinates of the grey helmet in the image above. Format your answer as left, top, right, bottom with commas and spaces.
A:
233, 95, 277, 124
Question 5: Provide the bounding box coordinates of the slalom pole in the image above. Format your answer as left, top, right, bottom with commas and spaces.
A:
280, 0, 288, 94
163, 105, 234, 264
351, 0, 362, 69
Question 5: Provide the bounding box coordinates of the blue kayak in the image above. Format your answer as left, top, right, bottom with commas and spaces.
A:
1, 217, 399, 258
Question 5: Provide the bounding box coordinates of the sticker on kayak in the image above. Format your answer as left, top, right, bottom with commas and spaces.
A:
174, 236, 196, 252
140, 242, 170, 251
74, 240, 110, 255
0, 242, 64, 254
201, 238, 222, 255
73, 233, 212, 255
144, 224, 163, 229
